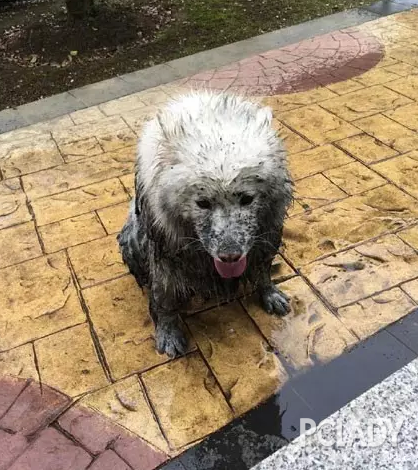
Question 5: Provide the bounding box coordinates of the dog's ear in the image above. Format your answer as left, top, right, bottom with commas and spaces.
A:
256, 106, 273, 130
156, 109, 186, 141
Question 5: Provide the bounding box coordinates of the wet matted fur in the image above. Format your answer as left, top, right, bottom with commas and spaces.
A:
118, 91, 293, 357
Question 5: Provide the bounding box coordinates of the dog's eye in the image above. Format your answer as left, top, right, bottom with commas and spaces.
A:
240, 194, 254, 206
196, 199, 212, 210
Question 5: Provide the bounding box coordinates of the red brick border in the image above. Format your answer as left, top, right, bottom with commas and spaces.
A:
176, 29, 383, 95
0, 376, 167, 470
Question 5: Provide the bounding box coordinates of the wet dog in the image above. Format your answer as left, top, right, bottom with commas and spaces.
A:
118, 91, 293, 357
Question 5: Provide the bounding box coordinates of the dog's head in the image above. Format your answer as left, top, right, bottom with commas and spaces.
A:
185, 175, 274, 279
141, 93, 292, 278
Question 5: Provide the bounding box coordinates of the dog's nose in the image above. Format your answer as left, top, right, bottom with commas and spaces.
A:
218, 252, 242, 263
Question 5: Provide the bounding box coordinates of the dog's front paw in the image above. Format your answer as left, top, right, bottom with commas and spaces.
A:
260, 284, 291, 316
155, 320, 188, 358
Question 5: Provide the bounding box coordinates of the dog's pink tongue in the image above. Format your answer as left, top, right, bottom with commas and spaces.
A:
214, 256, 247, 278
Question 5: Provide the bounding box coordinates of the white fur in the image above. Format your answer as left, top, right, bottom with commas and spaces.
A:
136, 91, 287, 242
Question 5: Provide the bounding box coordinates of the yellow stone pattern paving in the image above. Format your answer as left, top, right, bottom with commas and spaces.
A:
1, 9, 418, 456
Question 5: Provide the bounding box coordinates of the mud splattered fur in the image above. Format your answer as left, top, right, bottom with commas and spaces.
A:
118, 91, 293, 357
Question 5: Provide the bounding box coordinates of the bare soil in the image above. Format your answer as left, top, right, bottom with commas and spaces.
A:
0, 0, 373, 110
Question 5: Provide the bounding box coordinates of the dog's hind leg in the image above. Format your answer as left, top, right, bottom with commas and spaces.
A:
117, 200, 149, 287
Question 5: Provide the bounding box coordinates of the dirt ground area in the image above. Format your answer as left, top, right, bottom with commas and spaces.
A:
0, 0, 372, 109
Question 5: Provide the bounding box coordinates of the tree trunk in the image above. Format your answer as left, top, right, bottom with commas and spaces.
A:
66, 0, 95, 21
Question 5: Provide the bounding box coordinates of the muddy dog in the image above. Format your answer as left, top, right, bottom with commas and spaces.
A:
118, 91, 293, 357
